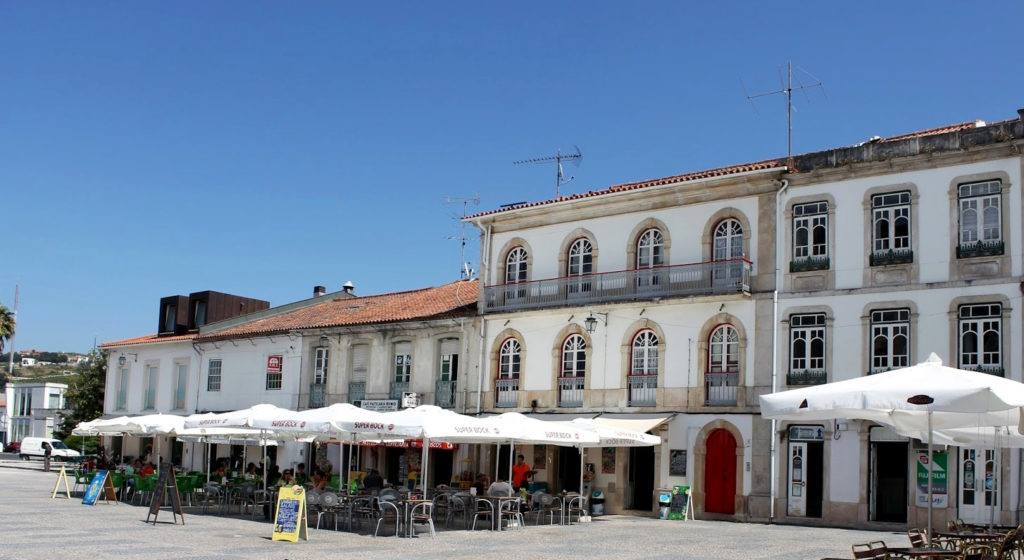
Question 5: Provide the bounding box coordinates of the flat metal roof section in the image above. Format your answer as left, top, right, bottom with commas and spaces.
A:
591, 413, 674, 433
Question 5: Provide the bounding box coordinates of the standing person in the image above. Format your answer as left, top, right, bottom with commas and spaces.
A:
42, 441, 52, 472
511, 454, 532, 491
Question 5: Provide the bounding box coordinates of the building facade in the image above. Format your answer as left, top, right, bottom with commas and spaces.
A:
4, 382, 68, 444
467, 109, 1024, 526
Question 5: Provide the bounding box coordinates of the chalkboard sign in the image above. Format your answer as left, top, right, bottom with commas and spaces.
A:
272, 485, 308, 542
82, 471, 117, 506
146, 463, 184, 525
669, 485, 689, 520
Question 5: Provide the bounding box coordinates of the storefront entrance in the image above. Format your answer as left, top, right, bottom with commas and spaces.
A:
869, 426, 908, 522
959, 447, 998, 525
705, 428, 736, 514
627, 445, 654, 510
786, 425, 823, 518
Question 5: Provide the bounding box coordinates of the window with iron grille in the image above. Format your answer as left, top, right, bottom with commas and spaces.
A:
871, 192, 911, 265
792, 202, 829, 271
958, 180, 1003, 258
870, 309, 910, 373
959, 303, 1002, 375
207, 359, 222, 392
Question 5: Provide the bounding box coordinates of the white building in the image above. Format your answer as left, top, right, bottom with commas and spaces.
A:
466, 109, 1024, 527
4, 382, 68, 444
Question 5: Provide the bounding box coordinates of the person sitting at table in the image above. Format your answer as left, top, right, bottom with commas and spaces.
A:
362, 468, 384, 494
245, 462, 258, 477
295, 463, 308, 484
141, 461, 156, 477
310, 470, 329, 490
215, 463, 229, 485
487, 476, 513, 497
276, 469, 296, 488
266, 464, 281, 486
472, 473, 489, 496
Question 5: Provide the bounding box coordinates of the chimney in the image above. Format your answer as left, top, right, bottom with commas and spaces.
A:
343, 281, 355, 295
313, 285, 326, 298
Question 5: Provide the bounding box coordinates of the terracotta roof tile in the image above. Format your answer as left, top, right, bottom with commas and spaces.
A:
468, 116, 1007, 220
468, 160, 786, 219
197, 279, 478, 341
99, 333, 197, 348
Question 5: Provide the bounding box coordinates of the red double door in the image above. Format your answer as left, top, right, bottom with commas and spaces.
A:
705, 429, 736, 514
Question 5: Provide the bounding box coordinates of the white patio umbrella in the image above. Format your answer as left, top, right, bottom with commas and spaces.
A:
381, 406, 515, 493
760, 353, 1024, 543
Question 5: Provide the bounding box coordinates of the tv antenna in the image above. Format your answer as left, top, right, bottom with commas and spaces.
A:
514, 146, 583, 198
744, 61, 825, 160
445, 194, 480, 279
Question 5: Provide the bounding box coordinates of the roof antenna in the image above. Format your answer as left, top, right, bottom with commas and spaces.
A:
744, 61, 825, 162
514, 145, 583, 198
445, 194, 480, 279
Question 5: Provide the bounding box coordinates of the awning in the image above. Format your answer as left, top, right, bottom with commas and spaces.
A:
590, 413, 674, 434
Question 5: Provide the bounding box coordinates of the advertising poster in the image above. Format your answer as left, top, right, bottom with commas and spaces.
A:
272, 485, 308, 542
916, 450, 948, 507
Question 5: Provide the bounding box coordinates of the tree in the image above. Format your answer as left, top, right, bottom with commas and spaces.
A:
0, 304, 13, 355
55, 349, 106, 440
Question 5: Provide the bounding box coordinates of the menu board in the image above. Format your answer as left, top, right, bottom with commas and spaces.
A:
272, 485, 308, 542
147, 463, 184, 525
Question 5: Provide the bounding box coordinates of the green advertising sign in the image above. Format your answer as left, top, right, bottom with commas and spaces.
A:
916, 450, 948, 507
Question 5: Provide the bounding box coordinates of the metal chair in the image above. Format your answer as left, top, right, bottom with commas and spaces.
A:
408, 501, 436, 538
374, 497, 402, 537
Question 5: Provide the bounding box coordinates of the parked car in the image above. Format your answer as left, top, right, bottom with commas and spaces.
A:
3, 441, 20, 453
19, 437, 80, 461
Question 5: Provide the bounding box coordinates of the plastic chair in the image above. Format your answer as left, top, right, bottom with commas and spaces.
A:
527, 491, 559, 525
133, 475, 157, 505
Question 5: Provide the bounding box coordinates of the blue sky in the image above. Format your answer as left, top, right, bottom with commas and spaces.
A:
3, 2, 1023, 352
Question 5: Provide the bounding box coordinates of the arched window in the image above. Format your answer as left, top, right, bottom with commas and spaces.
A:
567, 239, 593, 294
631, 331, 659, 376
706, 324, 739, 406
561, 334, 587, 377
505, 247, 528, 284
708, 325, 739, 372
636, 229, 664, 269
499, 338, 521, 379
713, 219, 744, 261
629, 330, 658, 407
559, 334, 586, 407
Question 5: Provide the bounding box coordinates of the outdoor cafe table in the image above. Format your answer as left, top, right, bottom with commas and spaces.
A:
887, 547, 960, 559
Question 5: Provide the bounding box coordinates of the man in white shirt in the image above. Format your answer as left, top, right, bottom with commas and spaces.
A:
487, 477, 513, 496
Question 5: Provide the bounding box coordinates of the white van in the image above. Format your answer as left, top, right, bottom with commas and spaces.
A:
19, 437, 80, 461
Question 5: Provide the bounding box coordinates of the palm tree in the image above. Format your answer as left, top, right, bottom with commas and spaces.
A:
0, 304, 14, 355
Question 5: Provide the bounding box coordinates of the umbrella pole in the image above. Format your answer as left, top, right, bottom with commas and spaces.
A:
494, 444, 499, 483
927, 411, 933, 547
206, 440, 211, 484
422, 438, 429, 495
509, 442, 515, 487
261, 430, 267, 494
990, 428, 999, 530
579, 446, 584, 495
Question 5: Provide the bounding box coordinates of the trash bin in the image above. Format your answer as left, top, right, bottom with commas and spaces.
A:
591, 490, 605, 516
657, 489, 673, 519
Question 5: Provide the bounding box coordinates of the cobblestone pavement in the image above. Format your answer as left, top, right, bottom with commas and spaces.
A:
0, 464, 905, 560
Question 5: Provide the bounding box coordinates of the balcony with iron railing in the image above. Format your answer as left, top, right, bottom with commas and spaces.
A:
557, 377, 584, 408
957, 240, 1004, 259
482, 258, 751, 313
390, 381, 410, 400
310, 383, 327, 408
787, 369, 827, 386
348, 381, 366, 403
495, 378, 519, 408
705, 372, 738, 406
435, 379, 457, 409
870, 248, 914, 267
627, 374, 657, 407
790, 256, 830, 273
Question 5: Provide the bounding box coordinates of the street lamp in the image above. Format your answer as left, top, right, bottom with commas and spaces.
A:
583, 312, 607, 334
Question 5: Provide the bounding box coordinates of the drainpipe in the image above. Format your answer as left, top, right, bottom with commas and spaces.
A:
769, 178, 788, 523
473, 220, 492, 414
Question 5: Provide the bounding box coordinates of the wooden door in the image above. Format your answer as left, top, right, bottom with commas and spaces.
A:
705, 429, 736, 514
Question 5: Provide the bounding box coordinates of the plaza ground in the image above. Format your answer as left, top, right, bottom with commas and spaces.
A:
0, 460, 905, 560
